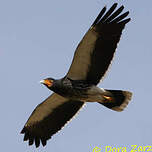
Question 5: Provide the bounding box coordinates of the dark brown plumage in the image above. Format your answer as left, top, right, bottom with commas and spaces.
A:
67, 3, 130, 84
21, 3, 132, 148
21, 93, 84, 147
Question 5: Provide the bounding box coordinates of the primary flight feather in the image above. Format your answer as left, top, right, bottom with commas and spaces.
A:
21, 3, 132, 148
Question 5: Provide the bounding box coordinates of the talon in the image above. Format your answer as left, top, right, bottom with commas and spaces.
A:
103, 95, 114, 102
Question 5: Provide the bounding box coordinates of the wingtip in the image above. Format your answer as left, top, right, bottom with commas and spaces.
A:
119, 5, 125, 11
126, 11, 130, 15
119, 18, 131, 25
35, 144, 39, 148
92, 6, 107, 26
127, 18, 131, 23
29, 138, 34, 146
23, 134, 29, 141
103, 5, 107, 9
113, 3, 118, 8
104, 3, 118, 11
35, 138, 40, 148
41, 139, 47, 147
20, 128, 25, 134
110, 3, 118, 11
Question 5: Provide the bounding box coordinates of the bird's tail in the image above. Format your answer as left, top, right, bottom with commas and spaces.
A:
99, 90, 132, 112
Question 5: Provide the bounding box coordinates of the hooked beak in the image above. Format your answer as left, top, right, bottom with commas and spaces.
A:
40, 79, 53, 87
40, 80, 45, 84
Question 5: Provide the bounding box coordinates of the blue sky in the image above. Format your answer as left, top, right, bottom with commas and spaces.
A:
0, 0, 152, 151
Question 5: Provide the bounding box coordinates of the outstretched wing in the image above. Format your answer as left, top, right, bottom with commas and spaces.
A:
21, 93, 84, 147
67, 3, 131, 85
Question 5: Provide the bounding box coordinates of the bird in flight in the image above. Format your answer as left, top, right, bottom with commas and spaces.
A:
21, 3, 132, 148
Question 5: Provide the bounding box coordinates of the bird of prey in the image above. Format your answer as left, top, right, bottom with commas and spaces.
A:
21, 3, 132, 148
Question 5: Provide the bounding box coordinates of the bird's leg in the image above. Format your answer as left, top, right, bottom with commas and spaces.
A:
103, 95, 114, 103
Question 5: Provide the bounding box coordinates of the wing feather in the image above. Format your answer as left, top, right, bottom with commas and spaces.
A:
92, 6, 106, 26
105, 6, 124, 23
21, 93, 84, 147
99, 3, 118, 23
67, 3, 131, 85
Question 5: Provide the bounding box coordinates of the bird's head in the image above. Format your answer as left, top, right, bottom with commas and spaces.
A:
40, 78, 55, 89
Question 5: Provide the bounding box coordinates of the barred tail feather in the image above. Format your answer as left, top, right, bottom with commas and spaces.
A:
99, 90, 132, 112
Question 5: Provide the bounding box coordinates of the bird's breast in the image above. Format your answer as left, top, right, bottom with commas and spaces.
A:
52, 84, 90, 100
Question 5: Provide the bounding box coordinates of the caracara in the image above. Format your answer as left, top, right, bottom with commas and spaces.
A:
21, 3, 132, 148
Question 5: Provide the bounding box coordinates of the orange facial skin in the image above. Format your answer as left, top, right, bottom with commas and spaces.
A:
43, 79, 53, 87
